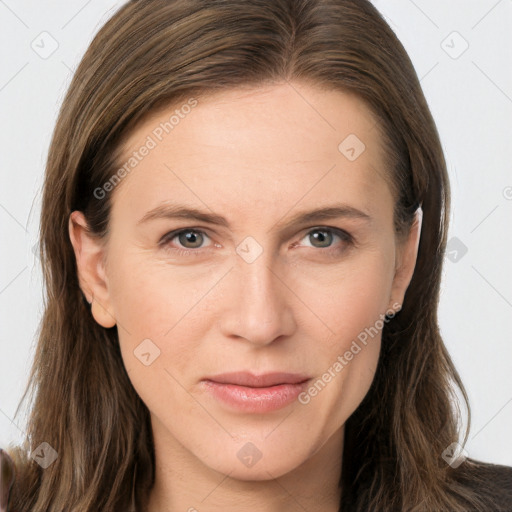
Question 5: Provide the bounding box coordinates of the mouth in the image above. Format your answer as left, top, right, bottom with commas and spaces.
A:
201, 372, 311, 413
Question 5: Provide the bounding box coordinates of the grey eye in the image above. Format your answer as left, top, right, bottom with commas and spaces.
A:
177, 230, 205, 249
308, 229, 334, 248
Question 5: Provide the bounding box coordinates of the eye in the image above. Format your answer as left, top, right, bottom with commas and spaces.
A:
175, 229, 209, 249
160, 228, 213, 253
296, 227, 352, 251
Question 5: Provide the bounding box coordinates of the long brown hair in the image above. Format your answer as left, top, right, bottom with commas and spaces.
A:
4, 0, 506, 510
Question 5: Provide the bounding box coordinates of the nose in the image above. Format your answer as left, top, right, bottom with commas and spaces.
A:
219, 251, 297, 346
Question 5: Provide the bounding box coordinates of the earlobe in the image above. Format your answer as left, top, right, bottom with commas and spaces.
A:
68, 211, 117, 329
389, 206, 423, 308
91, 297, 117, 328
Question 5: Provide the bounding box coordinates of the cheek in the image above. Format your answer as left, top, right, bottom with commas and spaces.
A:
299, 252, 393, 409
108, 253, 236, 402
107, 256, 205, 377
109, 251, 216, 335
304, 250, 395, 340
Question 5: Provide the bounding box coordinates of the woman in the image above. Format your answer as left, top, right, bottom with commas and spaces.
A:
1, 0, 511, 510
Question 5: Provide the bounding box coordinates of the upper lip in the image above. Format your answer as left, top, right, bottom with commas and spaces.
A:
204, 372, 310, 388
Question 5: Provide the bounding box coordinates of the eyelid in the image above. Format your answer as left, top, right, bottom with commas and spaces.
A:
294, 226, 353, 249
298, 225, 352, 241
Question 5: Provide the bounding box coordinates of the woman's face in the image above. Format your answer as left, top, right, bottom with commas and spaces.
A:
70, 82, 420, 480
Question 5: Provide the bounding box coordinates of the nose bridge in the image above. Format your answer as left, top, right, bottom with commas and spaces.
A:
238, 248, 278, 303
220, 240, 295, 344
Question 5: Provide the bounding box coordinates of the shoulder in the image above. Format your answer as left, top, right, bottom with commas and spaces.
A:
456, 459, 512, 511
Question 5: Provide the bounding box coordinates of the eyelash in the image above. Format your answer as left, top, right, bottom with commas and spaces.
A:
159, 226, 353, 257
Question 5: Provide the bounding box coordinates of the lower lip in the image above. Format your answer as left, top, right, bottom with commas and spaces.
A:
203, 380, 308, 413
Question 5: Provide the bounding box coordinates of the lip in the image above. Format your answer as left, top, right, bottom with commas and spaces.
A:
204, 371, 310, 387
202, 372, 311, 413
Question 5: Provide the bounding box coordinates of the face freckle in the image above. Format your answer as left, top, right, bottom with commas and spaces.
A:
99, 81, 408, 482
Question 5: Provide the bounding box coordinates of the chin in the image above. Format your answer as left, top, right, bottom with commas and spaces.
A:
198, 440, 312, 481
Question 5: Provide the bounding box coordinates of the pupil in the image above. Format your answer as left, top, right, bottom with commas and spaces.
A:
312, 230, 331, 247
180, 231, 202, 248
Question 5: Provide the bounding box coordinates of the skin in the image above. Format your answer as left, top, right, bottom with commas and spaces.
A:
69, 82, 421, 512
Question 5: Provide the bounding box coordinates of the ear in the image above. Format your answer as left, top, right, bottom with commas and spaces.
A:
389, 207, 423, 308
68, 211, 116, 328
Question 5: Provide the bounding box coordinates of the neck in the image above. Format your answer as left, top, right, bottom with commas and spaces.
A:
145, 422, 344, 512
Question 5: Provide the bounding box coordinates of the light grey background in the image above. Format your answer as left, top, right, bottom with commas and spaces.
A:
1, 1, 511, 466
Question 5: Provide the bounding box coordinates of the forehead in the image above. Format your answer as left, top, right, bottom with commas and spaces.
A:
110, 82, 393, 228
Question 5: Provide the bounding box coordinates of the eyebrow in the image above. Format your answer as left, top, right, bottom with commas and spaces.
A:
137, 202, 372, 231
